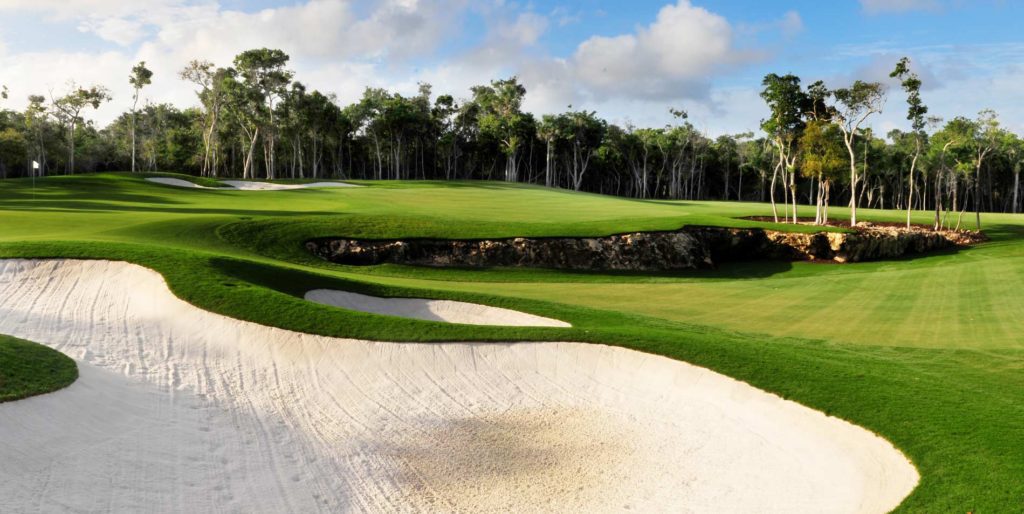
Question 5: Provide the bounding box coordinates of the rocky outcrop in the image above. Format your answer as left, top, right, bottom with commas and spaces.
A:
765, 224, 986, 263
308, 232, 712, 271
306, 224, 986, 271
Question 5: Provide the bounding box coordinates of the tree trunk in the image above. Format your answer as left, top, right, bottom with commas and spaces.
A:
737, 166, 743, 202
975, 170, 982, 230
814, 175, 823, 225
1013, 168, 1021, 214
130, 111, 137, 173
975, 153, 985, 230
781, 166, 790, 223
243, 127, 260, 179
823, 181, 831, 222
769, 160, 780, 223
906, 139, 920, 228
788, 153, 798, 223
844, 136, 858, 226
544, 139, 552, 188
67, 121, 76, 174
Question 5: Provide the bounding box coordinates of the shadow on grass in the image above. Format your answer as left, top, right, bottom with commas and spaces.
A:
0, 201, 341, 217
366, 259, 797, 281
0, 177, 182, 206
351, 180, 550, 191
210, 256, 381, 298
974, 223, 1024, 242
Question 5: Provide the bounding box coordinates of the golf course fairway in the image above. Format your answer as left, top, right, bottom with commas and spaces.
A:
0, 173, 1021, 512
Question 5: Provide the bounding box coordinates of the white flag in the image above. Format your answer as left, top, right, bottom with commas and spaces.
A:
32, 161, 39, 170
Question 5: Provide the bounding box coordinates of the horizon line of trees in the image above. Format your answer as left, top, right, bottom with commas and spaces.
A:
1, 48, 1022, 229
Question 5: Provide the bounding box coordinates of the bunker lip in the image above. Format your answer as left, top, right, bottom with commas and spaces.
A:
0, 258, 918, 513
305, 288, 571, 327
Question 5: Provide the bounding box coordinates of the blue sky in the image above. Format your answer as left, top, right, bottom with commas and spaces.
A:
1, 0, 1021, 135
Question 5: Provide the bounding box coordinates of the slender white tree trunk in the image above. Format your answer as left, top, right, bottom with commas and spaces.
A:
906, 139, 921, 228
130, 113, 137, 173
1013, 169, 1020, 214
787, 153, 798, 223
769, 159, 781, 223
845, 138, 858, 226
243, 127, 260, 179
68, 121, 76, 175
130, 90, 139, 173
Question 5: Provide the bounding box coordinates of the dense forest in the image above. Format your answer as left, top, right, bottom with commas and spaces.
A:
1, 48, 1021, 227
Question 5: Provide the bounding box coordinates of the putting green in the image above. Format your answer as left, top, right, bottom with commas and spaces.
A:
0, 172, 1021, 512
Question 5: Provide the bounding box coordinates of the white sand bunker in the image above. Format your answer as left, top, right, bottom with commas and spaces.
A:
145, 177, 212, 188
0, 259, 918, 513
306, 289, 571, 327
221, 180, 358, 190
146, 177, 358, 190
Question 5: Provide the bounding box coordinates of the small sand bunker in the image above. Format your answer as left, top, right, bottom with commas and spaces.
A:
146, 177, 358, 190
146, 177, 211, 188
0, 259, 918, 513
306, 289, 571, 327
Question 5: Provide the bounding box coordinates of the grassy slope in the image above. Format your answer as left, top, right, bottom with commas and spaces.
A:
0, 335, 78, 403
0, 173, 1021, 511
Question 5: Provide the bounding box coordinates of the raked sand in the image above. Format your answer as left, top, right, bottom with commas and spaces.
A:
0, 259, 918, 513
305, 289, 571, 327
146, 177, 359, 189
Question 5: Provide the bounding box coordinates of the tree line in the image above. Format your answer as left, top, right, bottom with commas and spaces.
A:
1, 48, 1021, 228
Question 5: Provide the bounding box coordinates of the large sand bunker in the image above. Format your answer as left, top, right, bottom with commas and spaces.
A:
305, 289, 571, 327
146, 177, 358, 189
0, 259, 918, 513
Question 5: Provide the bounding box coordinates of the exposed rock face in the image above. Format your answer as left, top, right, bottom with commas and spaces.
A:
306, 224, 985, 271
766, 224, 986, 263
308, 232, 712, 271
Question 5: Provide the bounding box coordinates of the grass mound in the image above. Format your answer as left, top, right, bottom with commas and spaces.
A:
0, 335, 78, 403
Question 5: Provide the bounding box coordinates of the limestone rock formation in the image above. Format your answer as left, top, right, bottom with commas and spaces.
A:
307, 224, 985, 271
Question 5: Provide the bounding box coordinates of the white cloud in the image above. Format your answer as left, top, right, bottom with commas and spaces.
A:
496, 13, 549, 47
571, 0, 743, 100
860, 0, 941, 15
78, 16, 149, 46
0, 0, 468, 125
405, 0, 769, 119
137, 0, 465, 63
0, 49, 135, 124
0, 0, 189, 17
9, 0, 959, 139
779, 11, 804, 38
550, 7, 582, 28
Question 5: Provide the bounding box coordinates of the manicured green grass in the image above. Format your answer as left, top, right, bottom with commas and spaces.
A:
0, 335, 78, 403
0, 172, 1022, 511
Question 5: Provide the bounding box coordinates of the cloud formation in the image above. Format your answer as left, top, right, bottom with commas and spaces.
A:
860, 0, 941, 15
4, 0, 930, 137
571, 1, 744, 100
